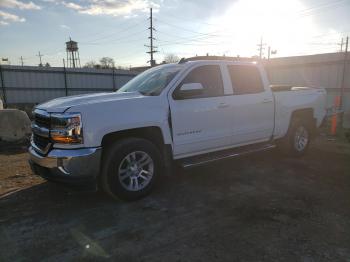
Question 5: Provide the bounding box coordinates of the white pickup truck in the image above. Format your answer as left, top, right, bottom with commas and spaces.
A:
29, 59, 327, 200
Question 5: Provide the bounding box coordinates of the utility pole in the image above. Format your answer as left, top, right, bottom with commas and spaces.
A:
37, 51, 43, 67
340, 36, 349, 110
257, 37, 266, 59
19, 56, 24, 66
146, 8, 157, 67
339, 37, 344, 52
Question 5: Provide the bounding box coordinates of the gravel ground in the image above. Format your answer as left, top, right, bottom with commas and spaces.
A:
0, 136, 350, 261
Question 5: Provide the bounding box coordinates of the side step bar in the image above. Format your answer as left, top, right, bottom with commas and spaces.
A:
179, 143, 276, 169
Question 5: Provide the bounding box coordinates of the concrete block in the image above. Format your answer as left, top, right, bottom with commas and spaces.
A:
0, 109, 31, 142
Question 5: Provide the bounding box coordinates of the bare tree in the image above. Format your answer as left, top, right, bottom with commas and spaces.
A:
116, 65, 129, 70
100, 57, 115, 68
84, 58, 125, 69
163, 53, 180, 64
84, 60, 99, 68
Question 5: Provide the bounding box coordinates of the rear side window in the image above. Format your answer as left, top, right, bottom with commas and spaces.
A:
227, 65, 264, 95
181, 65, 224, 98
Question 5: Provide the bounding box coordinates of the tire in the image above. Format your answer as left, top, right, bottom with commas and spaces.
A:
280, 117, 311, 157
100, 138, 162, 201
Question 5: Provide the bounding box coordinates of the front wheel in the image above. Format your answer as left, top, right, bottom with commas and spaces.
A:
100, 138, 161, 201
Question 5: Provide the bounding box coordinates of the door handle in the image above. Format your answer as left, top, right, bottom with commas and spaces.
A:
217, 102, 229, 108
262, 99, 273, 103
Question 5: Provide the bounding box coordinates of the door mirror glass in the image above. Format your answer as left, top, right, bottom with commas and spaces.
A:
175, 83, 204, 99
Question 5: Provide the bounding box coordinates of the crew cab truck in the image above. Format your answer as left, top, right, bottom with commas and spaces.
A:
29, 59, 327, 200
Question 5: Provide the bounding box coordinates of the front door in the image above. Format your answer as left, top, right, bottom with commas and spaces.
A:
168, 64, 233, 158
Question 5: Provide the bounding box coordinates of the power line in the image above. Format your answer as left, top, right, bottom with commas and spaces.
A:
155, 18, 222, 38
295, 0, 347, 18
80, 20, 147, 44
155, 0, 350, 48
157, 36, 220, 46
76, 18, 146, 42
160, 0, 348, 26
157, 38, 225, 47
80, 30, 147, 45
156, 30, 219, 44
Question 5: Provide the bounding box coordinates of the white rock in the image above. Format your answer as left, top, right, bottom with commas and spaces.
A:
0, 109, 31, 142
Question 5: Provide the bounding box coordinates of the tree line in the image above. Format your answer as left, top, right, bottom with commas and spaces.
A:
84, 54, 180, 69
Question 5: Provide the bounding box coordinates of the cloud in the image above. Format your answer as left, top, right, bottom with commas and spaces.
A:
62, 1, 83, 10
0, 20, 9, 26
60, 24, 70, 29
0, 0, 41, 25
62, 0, 159, 17
0, 10, 26, 23
0, 0, 41, 10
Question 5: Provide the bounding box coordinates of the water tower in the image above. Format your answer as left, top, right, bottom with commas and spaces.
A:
66, 38, 81, 68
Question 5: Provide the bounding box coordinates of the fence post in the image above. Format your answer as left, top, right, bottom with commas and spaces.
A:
112, 67, 116, 91
339, 36, 349, 128
63, 61, 68, 96
0, 65, 7, 108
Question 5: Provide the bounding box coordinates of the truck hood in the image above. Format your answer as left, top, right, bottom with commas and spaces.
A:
36, 92, 144, 113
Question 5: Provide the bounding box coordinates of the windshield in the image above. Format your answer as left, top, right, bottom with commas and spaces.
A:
117, 65, 183, 96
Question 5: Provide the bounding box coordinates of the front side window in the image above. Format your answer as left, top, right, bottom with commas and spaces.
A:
228, 65, 264, 95
177, 65, 224, 99
117, 65, 182, 96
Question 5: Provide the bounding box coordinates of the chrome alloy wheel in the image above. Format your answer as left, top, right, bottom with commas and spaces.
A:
118, 151, 154, 191
294, 126, 309, 152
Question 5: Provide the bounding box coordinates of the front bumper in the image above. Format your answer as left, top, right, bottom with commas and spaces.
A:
28, 146, 101, 189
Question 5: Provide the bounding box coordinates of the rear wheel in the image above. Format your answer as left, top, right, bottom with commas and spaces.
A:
100, 138, 161, 201
281, 118, 311, 156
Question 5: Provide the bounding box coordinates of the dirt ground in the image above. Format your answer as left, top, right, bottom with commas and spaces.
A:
0, 136, 350, 261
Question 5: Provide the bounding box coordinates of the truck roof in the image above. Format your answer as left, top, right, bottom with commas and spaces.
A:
179, 56, 258, 64
183, 60, 258, 65
178, 56, 259, 66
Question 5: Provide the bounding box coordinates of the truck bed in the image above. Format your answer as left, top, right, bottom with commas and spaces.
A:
272, 86, 327, 139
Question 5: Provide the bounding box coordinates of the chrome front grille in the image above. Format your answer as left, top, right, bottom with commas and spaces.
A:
31, 109, 51, 154
33, 134, 50, 150
34, 113, 50, 129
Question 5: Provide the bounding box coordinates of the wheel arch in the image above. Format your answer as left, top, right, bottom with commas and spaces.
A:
289, 108, 317, 135
101, 126, 166, 150
100, 127, 173, 174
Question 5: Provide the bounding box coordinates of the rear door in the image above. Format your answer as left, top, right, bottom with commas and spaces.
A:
168, 64, 234, 158
224, 64, 274, 145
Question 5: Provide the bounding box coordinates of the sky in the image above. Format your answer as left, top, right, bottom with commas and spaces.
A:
0, 0, 350, 67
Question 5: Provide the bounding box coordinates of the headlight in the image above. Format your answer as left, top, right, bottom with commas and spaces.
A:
50, 113, 83, 144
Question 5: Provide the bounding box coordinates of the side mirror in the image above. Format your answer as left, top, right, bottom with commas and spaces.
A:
175, 83, 204, 99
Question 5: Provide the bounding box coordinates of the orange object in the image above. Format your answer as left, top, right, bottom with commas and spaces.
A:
331, 96, 341, 135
